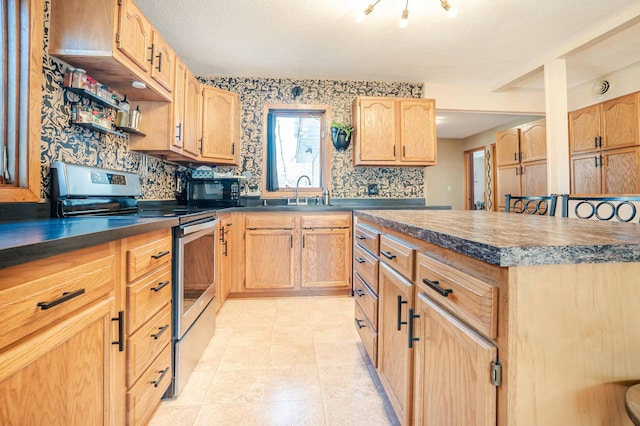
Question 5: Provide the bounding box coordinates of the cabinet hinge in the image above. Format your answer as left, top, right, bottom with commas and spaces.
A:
491, 361, 502, 387
117, 0, 122, 5
116, 33, 121, 43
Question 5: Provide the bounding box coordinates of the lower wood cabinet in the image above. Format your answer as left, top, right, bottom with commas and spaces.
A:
412, 293, 497, 426
378, 261, 415, 426
0, 242, 122, 425
570, 146, 640, 194
217, 214, 235, 311
240, 212, 351, 296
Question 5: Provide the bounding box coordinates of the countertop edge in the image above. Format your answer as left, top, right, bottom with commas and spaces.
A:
0, 218, 178, 270
354, 210, 640, 267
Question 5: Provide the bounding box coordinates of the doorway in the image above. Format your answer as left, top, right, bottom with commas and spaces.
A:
464, 147, 486, 210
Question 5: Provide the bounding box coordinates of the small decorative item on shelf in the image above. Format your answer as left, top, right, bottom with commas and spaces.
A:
330, 121, 354, 151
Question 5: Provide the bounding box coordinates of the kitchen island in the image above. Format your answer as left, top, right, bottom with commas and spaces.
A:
353, 209, 640, 426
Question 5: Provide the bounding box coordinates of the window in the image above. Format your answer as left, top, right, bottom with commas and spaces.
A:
262, 104, 331, 198
0, 0, 43, 202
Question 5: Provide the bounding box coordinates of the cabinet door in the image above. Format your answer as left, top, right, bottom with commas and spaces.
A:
217, 217, 233, 311
399, 99, 436, 164
301, 228, 350, 288
200, 87, 238, 164
149, 31, 175, 92
570, 153, 602, 194
521, 161, 547, 196
378, 262, 414, 426
183, 70, 201, 156
355, 98, 396, 164
495, 128, 520, 166
245, 229, 296, 289
117, 0, 151, 74
603, 146, 640, 194
496, 165, 521, 211
0, 298, 115, 426
172, 58, 186, 149
412, 293, 497, 426
569, 104, 600, 154
601, 93, 639, 150
520, 119, 546, 162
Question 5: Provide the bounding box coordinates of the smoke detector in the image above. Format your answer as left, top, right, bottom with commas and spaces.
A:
592, 79, 613, 98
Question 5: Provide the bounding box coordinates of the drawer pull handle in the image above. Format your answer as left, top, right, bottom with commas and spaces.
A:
151, 367, 170, 388
408, 308, 420, 349
356, 235, 366, 240
355, 257, 366, 264
397, 295, 408, 330
381, 251, 396, 260
151, 324, 170, 340
355, 318, 366, 329
151, 280, 170, 292
355, 288, 365, 297
37, 289, 85, 310
423, 278, 453, 297
111, 310, 125, 352
151, 250, 170, 260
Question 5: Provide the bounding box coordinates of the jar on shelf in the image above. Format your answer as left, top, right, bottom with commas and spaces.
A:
70, 68, 87, 89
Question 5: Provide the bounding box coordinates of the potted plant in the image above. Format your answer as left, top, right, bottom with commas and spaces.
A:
330, 121, 354, 151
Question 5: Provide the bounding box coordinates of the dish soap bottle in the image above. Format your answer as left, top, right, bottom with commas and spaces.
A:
322, 188, 330, 205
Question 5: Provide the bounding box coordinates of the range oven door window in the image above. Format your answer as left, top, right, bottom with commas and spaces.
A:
176, 219, 217, 337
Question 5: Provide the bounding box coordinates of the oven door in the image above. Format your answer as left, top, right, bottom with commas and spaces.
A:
174, 217, 219, 337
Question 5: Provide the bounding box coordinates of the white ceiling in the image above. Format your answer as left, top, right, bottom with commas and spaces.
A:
136, 0, 640, 138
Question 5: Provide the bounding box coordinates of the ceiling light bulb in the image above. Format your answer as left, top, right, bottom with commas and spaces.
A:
440, 0, 458, 18
399, 9, 409, 28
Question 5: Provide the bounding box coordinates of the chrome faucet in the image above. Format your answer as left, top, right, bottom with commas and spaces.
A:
295, 175, 311, 205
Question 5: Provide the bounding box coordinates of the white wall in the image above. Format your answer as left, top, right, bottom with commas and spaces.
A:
424, 139, 465, 210
568, 62, 640, 111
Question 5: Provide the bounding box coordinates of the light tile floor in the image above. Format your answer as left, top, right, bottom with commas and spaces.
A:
149, 296, 398, 426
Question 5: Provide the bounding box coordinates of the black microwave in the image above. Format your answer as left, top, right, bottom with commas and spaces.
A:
186, 178, 246, 208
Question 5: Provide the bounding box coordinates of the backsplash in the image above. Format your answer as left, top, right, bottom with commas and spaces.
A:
198, 77, 425, 198
39, 0, 176, 201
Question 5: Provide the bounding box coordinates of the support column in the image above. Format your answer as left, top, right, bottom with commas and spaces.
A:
544, 59, 571, 194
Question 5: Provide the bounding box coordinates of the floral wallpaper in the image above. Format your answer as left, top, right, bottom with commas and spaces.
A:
39, 0, 176, 201
198, 77, 425, 198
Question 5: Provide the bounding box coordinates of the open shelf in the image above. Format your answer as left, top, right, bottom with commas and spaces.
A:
115, 126, 146, 137
72, 121, 127, 137
65, 86, 126, 112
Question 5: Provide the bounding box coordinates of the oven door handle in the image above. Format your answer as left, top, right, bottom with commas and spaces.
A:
180, 217, 219, 235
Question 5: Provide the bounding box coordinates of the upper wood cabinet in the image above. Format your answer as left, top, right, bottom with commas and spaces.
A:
569, 93, 640, 194
49, 0, 172, 101
569, 93, 640, 154
352, 97, 437, 166
199, 86, 241, 166
182, 70, 201, 157
496, 119, 546, 167
495, 128, 520, 166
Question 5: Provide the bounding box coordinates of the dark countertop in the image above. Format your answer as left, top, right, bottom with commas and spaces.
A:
0, 198, 449, 270
355, 209, 640, 267
0, 216, 178, 269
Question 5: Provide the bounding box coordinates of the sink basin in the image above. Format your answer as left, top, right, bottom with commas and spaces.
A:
252, 203, 340, 210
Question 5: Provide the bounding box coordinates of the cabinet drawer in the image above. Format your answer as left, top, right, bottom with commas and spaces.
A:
0, 243, 115, 351
354, 302, 378, 367
246, 213, 296, 229
354, 222, 380, 256
380, 234, 415, 281
301, 212, 351, 228
127, 344, 171, 426
416, 253, 498, 339
127, 230, 172, 282
354, 273, 378, 330
354, 244, 379, 294
127, 304, 172, 386
127, 264, 172, 334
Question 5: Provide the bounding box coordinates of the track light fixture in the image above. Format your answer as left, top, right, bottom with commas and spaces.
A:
357, 0, 458, 27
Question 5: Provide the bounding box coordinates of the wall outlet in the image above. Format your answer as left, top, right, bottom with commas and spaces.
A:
367, 184, 379, 196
